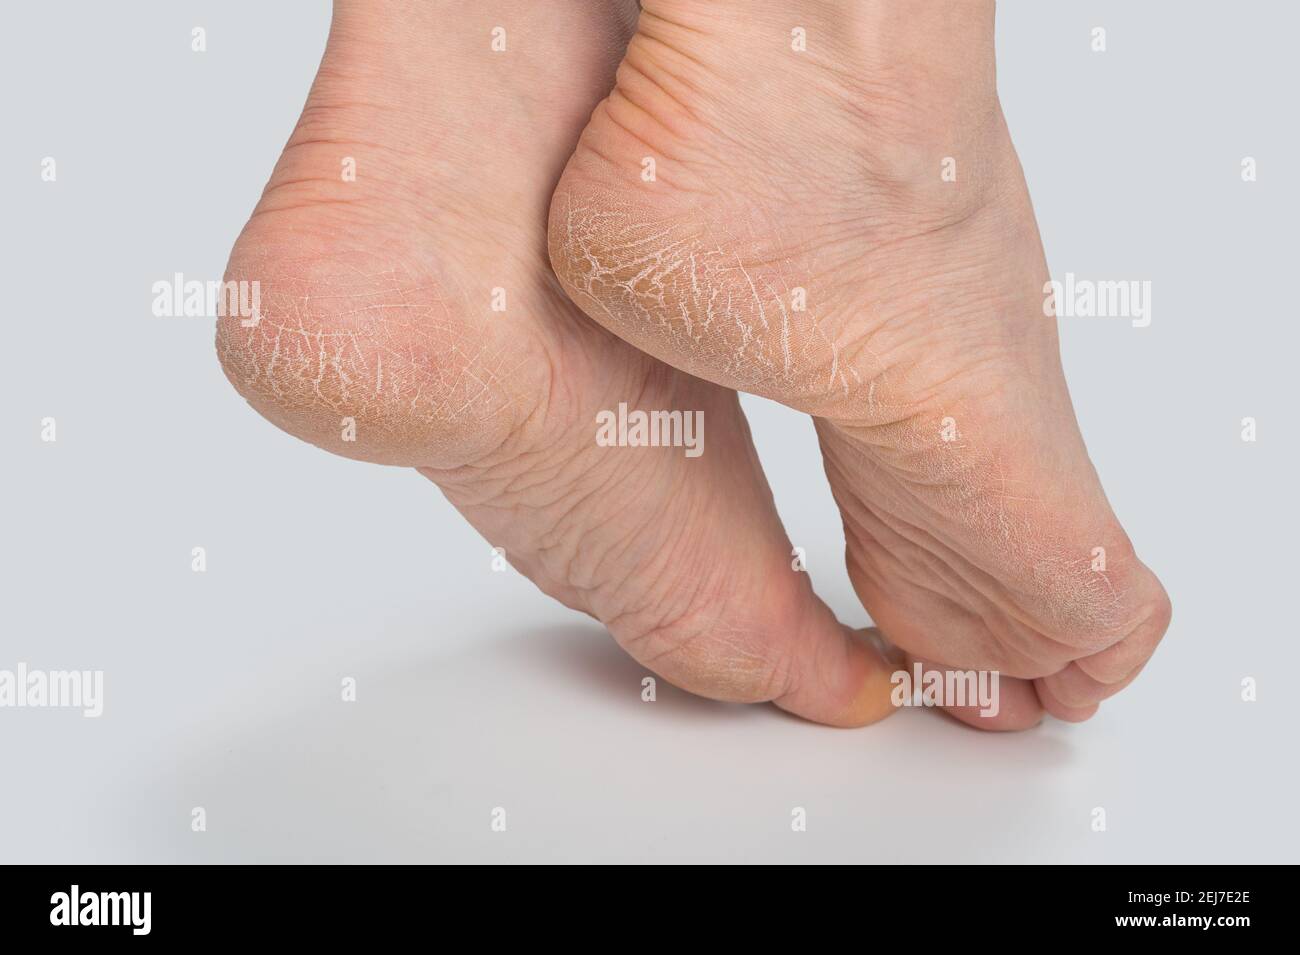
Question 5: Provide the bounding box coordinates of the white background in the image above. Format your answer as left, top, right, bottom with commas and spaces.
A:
1, 1, 1296, 862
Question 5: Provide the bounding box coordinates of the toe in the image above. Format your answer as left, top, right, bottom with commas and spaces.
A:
1037, 660, 1146, 710
773, 625, 898, 728
1034, 678, 1101, 723
1034, 568, 1170, 709
903, 655, 1045, 732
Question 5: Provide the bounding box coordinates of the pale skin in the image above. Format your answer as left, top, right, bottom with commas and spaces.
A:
217, 0, 1170, 731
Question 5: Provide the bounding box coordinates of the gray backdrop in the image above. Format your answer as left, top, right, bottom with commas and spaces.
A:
1, 1, 1295, 863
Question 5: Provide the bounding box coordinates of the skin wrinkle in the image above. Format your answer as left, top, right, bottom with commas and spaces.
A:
546, 0, 1171, 718
238, 313, 504, 425
218, 242, 537, 471
611, 563, 793, 702
845, 543, 1024, 675
838, 481, 1053, 666
557, 193, 860, 408
435, 363, 709, 617
562, 397, 706, 601
214, 0, 1172, 728
212, 0, 924, 731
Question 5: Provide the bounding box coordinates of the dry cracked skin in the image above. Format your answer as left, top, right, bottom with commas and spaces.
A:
217, 0, 1170, 731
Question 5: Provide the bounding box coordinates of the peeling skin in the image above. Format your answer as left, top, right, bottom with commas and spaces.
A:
551, 190, 874, 415
206, 0, 986, 729
539, 0, 1170, 714
216, 247, 540, 469
552, 182, 1145, 658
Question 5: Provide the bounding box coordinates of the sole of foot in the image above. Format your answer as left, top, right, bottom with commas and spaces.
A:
549, 0, 1171, 724
216, 0, 901, 728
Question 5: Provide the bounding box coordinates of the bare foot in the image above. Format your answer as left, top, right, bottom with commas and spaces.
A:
549, 0, 1171, 724
215, 0, 897, 726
